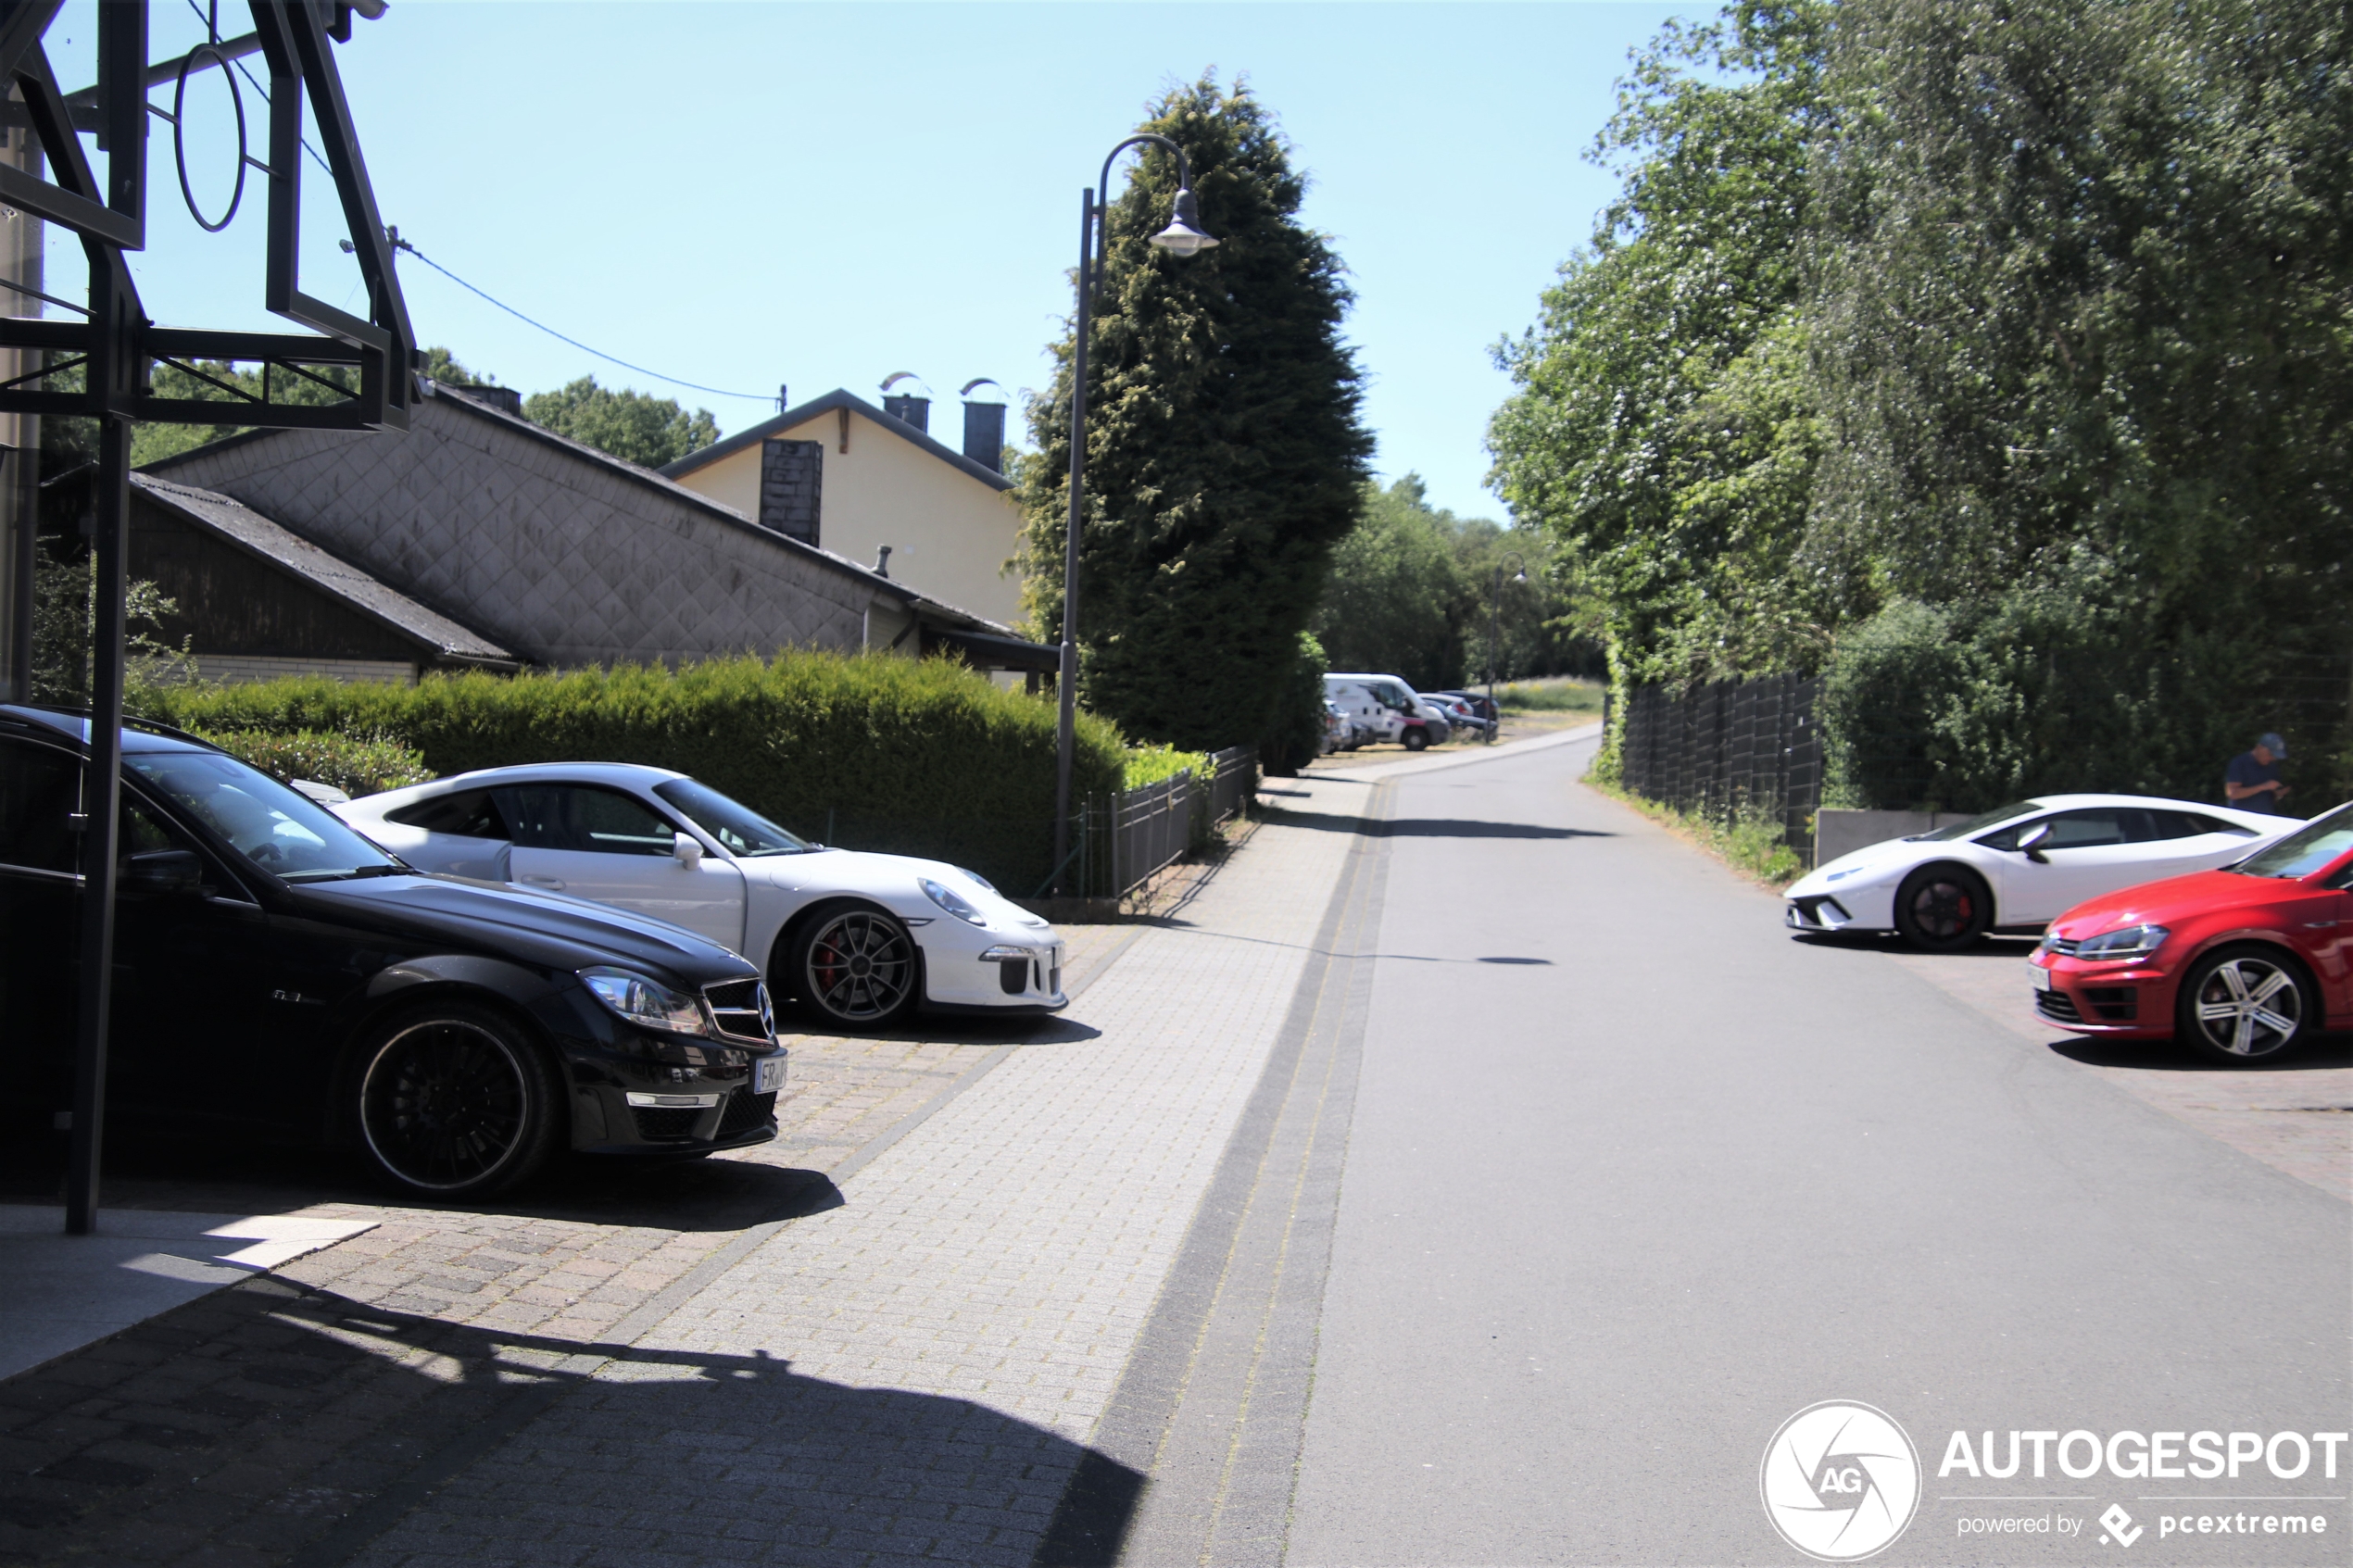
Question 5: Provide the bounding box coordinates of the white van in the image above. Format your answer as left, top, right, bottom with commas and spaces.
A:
1324, 672, 1453, 749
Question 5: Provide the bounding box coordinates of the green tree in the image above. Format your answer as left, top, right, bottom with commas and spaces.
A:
1810, 0, 2353, 803
524, 377, 719, 470
1315, 476, 1466, 690
1016, 75, 1372, 754
1488, 2, 1841, 696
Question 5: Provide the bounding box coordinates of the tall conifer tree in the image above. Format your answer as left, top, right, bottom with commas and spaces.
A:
1019, 77, 1370, 756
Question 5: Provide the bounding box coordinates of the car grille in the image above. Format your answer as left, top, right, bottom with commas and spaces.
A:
704, 978, 775, 1044
2043, 936, 2082, 958
2034, 988, 2083, 1024
717, 1088, 778, 1137
632, 1106, 703, 1141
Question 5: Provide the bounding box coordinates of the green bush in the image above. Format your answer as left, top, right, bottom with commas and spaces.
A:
1125, 745, 1207, 790
155, 654, 1128, 895
1496, 679, 1604, 712
196, 728, 435, 797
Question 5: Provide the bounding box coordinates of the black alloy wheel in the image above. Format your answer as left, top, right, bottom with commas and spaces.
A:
2177, 946, 2314, 1064
1893, 865, 1993, 950
355, 1005, 560, 1199
790, 904, 919, 1028
1402, 728, 1428, 752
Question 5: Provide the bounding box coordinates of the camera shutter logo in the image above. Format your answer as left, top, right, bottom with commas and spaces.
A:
1759, 1401, 1922, 1561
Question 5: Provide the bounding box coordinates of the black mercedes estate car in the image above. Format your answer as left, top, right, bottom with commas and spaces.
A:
0, 706, 786, 1199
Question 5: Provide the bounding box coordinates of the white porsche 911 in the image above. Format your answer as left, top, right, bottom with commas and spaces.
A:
334, 763, 1066, 1028
1784, 794, 2296, 949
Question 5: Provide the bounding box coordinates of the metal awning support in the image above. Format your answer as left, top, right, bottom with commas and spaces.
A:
0, 1, 413, 1237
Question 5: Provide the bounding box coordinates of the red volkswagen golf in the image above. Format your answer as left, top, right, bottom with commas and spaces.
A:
2031, 802, 2353, 1062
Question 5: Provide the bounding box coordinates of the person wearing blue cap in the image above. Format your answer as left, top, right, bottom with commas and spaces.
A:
2224, 733, 2291, 814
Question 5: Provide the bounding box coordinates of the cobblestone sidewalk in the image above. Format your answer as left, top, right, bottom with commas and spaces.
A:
0, 788, 1371, 1567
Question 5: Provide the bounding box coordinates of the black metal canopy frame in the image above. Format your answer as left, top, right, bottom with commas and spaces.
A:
0, 0, 414, 1236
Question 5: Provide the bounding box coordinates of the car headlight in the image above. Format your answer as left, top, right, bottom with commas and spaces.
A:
2074, 923, 2170, 962
959, 867, 997, 894
921, 877, 989, 926
579, 967, 711, 1035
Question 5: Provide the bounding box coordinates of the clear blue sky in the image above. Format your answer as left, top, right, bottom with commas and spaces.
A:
85, 1, 1689, 521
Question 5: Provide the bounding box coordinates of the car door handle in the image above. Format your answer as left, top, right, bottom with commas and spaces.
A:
2305, 920, 2338, 929
522, 875, 565, 891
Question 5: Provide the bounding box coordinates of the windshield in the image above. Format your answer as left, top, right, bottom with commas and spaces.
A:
652, 777, 809, 857
126, 749, 402, 882
1915, 800, 2043, 843
2227, 804, 2353, 879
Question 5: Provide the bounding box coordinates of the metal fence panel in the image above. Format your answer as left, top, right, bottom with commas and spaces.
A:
1619, 673, 1821, 857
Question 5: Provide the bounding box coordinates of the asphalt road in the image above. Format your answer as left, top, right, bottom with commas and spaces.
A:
1283, 733, 2349, 1565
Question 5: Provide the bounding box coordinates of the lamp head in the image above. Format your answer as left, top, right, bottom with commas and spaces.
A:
1514, 569, 1528, 583
1150, 187, 1220, 257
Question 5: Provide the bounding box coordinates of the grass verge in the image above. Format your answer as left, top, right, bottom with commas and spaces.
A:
1586, 778, 1807, 889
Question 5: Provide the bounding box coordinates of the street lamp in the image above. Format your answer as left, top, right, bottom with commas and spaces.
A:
1485, 552, 1527, 744
1052, 135, 1219, 896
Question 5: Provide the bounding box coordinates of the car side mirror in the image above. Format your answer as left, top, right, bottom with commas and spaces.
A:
673, 832, 704, 866
2016, 822, 2052, 862
121, 847, 204, 896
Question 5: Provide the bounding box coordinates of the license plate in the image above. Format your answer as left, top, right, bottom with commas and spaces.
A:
752, 1053, 786, 1094
2032, 965, 2055, 992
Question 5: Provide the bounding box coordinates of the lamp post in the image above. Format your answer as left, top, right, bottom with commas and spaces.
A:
1485, 552, 1527, 744
1052, 135, 1218, 897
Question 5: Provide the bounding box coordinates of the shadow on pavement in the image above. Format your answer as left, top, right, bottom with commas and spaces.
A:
1264, 810, 1612, 841
1792, 931, 2043, 959
2047, 1034, 2353, 1073
0, 1126, 844, 1235
0, 1272, 1122, 1567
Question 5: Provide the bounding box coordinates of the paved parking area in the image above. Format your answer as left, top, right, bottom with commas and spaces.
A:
1875, 937, 2353, 1200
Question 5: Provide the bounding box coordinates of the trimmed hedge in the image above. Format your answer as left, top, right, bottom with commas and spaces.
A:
196, 728, 436, 797
157, 655, 1127, 895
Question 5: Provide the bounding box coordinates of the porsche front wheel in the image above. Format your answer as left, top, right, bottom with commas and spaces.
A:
788, 904, 920, 1029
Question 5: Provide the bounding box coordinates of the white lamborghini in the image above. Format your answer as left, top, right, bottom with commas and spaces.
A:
1784, 794, 2296, 949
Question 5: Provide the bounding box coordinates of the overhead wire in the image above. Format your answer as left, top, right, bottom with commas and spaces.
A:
179, 0, 770, 406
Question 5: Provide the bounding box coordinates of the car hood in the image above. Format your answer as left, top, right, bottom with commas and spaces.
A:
284, 874, 758, 985
2045, 867, 2287, 937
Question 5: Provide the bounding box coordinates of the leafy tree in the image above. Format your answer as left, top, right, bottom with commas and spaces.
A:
524, 376, 719, 470
1016, 75, 1372, 754
1811, 0, 2353, 803
1315, 476, 1465, 689
417, 345, 492, 386
29, 541, 198, 713
1314, 474, 1590, 692
1488, 2, 1840, 696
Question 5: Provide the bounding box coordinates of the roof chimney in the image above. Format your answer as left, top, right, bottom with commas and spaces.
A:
879, 372, 930, 434
959, 379, 1006, 473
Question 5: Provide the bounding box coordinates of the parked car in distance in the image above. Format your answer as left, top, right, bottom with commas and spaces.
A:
1321, 700, 1353, 754
335, 763, 1067, 1031
2031, 801, 2353, 1061
0, 706, 786, 1199
1784, 795, 2295, 950
1325, 673, 1453, 749
1428, 693, 1495, 740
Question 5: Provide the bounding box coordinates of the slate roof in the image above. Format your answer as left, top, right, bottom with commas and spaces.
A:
131, 474, 518, 668
136, 383, 1029, 669
659, 388, 1016, 495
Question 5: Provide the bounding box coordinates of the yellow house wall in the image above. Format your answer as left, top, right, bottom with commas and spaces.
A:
674, 408, 1025, 629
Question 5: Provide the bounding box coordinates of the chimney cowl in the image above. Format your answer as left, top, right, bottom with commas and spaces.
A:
960, 379, 1007, 474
